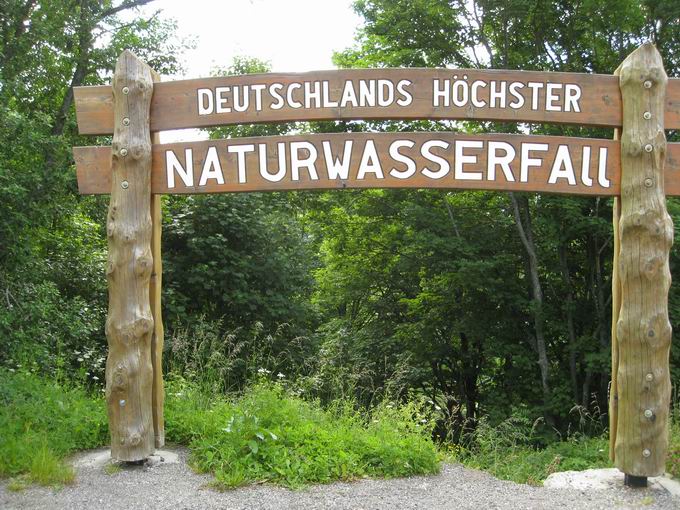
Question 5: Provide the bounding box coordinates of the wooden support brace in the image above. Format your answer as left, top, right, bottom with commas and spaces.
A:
613, 42, 673, 477
105, 50, 156, 461
149, 68, 165, 450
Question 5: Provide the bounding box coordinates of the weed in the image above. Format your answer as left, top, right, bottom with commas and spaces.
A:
104, 463, 122, 476
0, 369, 108, 486
165, 376, 440, 489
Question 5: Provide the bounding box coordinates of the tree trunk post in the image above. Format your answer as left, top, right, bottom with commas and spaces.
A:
106, 50, 156, 461
613, 42, 672, 479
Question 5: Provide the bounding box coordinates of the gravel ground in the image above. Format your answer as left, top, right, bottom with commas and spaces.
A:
1, 447, 678, 510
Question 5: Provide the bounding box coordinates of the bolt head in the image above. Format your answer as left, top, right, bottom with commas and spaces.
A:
644, 178, 653, 188
644, 80, 653, 89
121, 180, 129, 189
644, 409, 653, 418
646, 373, 654, 382
120, 148, 128, 157
122, 86, 130, 95
119, 399, 126, 407
643, 111, 652, 120
642, 448, 651, 458
122, 117, 130, 126
644, 144, 653, 153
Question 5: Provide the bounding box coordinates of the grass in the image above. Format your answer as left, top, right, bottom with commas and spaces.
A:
164, 376, 441, 489
2, 369, 677, 491
0, 369, 108, 488
448, 415, 680, 485
0, 370, 440, 490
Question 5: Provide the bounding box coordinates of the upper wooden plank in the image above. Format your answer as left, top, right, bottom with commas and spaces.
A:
73, 69, 680, 134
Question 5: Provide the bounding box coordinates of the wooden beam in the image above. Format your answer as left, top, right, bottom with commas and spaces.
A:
149, 66, 164, 449
614, 42, 672, 477
73, 134, 680, 197
71, 69, 680, 134
105, 50, 156, 461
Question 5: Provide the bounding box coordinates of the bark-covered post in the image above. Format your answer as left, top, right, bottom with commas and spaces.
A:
613, 42, 672, 483
106, 50, 156, 461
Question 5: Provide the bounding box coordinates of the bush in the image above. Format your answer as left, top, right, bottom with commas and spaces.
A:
165, 376, 440, 489
0, 370, 108, 486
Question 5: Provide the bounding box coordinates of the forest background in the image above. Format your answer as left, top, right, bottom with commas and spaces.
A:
1, 0, 680, 488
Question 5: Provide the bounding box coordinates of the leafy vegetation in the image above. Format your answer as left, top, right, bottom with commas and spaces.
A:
2, 0, 680, 492
0, 370, 108, 486
165, 376, 440, 489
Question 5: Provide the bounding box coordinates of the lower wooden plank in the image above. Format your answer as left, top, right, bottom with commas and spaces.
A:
73, 132, 680, 197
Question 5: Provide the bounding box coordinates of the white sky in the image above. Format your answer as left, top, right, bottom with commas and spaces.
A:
139, 0, 362, 77
132, 0, 362, 141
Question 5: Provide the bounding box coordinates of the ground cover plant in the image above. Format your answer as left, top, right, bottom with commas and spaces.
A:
164, 376, 441, 489
0, 370, 108, 488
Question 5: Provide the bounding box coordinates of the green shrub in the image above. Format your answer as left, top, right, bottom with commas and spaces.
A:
165, 376, 440, 489
0, 370, 108, 486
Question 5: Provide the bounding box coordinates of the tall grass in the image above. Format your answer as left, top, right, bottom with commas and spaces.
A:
0, 369, 108, 487
165, 375, 441, 489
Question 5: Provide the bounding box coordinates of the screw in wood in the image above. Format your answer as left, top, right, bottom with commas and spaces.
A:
121, 180, 129, 189
119, 399, 126, 407
643, 111, 652, 120
646, 373, 654, 381
122, 86, 130, 95
642, 448, 651, 457
123, 117, 130, 126
120, 148, 128, 157
644, 80, 653, 89
644, 144, 653, 153
644, 178, 653, 187
644, 409, 653, 418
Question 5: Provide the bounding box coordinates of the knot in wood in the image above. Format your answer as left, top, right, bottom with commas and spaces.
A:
129, 142, 152, 161
134, 253, 154, 277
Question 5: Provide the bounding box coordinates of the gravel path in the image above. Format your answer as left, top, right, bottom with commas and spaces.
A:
1, 447, 678, 509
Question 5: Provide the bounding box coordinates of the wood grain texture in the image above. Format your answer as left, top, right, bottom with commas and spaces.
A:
614, 43, 673, 477
74, 135, 680, 197
149, 85, 165, 451
72, 69, 680, 134
609, 192, 621, 462
106, 51, 155, 461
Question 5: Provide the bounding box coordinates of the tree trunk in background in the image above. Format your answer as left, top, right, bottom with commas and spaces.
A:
558, 242, 579, 405
510, 193, 553, 426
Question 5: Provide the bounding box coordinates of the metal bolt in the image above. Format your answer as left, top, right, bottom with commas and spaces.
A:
643, 111, 652, 120
120, 148, 128, 157
644, 178, 653, 188
642, 448, 651, 458
121, 180, 129, 189
646, 373, 654, 382
120, 437, 125, 444
119, 399, 126, 407
644, 144, 653, 153
644, 409, 653, 418
122, 86, 130, 95
122, 117, 130, 126
644, 80, 652, 89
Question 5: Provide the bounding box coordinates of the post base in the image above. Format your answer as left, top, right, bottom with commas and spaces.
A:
624, 474, 648, 488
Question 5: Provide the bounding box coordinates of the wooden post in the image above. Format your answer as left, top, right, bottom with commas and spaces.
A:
149, 68, 165, 449
609, 193, 620, 462
105, 50, 156, 461
613, 42, 673, 478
